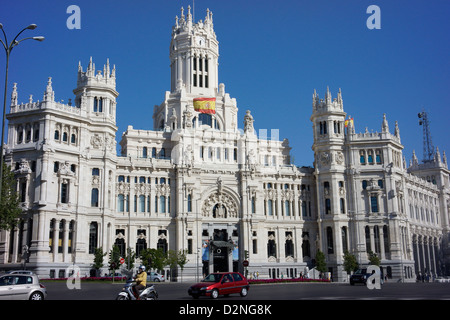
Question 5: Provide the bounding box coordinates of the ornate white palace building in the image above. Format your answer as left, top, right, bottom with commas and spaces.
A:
1, 7, 449, 282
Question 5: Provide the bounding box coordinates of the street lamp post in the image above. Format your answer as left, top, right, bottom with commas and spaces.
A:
0, 23, 44, 199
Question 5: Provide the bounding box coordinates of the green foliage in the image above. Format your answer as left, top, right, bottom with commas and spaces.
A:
0, 163, 22, 231
92, 247, 107, 270
108, 245, 121, 271
343, 251, 359, 274
177, 249, 189, 271
139, 248, 166, 272
315, 249, 327, 273
368, 250, 381, 266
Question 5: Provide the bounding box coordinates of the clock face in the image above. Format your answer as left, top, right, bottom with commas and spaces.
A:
196, 36, 205, 46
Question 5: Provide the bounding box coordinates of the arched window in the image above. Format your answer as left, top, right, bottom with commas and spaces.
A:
285, 232, 294, 257
136, 232, 147, 256
142, 147, 148, 158
16, 126, 23, 144
54, 130, 60, 140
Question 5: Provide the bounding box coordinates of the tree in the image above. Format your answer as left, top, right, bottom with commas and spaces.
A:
139, 248, 166, 272
177, 249, 189, 282
108, 245, 121, 275
0, 163, 22, 231
368, 250, 380, 266
315, 249, 327, 275
343, 251, 359, 274
92, 247, 107, 277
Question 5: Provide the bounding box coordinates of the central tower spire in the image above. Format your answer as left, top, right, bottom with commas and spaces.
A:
170, 6, 218, 95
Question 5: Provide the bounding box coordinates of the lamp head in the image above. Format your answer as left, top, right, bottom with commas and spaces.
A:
33, 36, 45, 42
27, 24, 37, 30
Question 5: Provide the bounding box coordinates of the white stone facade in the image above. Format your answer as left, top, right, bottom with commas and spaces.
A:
1, 8, 449, 282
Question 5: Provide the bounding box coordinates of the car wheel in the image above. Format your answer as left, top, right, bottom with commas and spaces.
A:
210, 289, 219, 299
155, 278, 160, 282
29, 291, 44, 300
116, 295, 129, 300
192, 294, 199, 299
240, 287, 248, 297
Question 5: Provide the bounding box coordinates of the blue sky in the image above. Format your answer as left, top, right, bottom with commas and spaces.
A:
1, 0, 449, 167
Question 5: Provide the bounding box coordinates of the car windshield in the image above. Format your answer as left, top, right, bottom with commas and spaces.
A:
202, 274, 222, 283
354, 269, 367, 275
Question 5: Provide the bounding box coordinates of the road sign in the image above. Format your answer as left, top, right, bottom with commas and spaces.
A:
119, 257, 125, 265
243, 260, 249, 267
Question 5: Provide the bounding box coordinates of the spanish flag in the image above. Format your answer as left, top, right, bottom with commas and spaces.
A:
193, 97, 216, 114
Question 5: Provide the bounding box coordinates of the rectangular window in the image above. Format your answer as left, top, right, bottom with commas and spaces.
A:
91, 188, 99, 207
285, 200, 290, 216
253, 239, 257, 254
325, 198, 331, 214
159, 196, 166, 213
139, 195, 145, 212
302, 201, 307, 217
61, 183, 68, 204
268, 200, 273, 216
376, 154, 382, 164
118, 195, 124, 212
370, 196, 379, 213
251, 197, 256, 214
360, 155, 365, 164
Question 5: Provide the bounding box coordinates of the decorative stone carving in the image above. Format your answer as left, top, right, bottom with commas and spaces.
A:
335, 151, 344, 165
91, 134, 103, 149
202, 191, 237, 218
320, 151, 331, 166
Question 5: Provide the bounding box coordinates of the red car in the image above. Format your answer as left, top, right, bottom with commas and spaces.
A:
188, 272, 250, 299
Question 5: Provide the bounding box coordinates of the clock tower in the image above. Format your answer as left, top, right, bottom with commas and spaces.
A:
170, 6, 219, 96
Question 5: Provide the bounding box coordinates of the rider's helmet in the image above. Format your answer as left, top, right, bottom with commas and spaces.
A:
139, 265, 146, 272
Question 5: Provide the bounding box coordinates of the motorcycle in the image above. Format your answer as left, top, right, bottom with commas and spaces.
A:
116, 279, 158, 300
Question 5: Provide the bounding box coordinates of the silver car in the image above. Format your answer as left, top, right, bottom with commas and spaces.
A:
0, 274, 47, 300
147, 272, 165, 282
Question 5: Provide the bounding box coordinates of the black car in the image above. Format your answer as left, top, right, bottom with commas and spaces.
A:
350, 268, 384, 285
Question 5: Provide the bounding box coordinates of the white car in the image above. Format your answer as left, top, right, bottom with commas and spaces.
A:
147, 272, 165, 282
0, 274, 47, 300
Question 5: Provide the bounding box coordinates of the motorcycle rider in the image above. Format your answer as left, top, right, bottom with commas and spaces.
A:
132, 265, 147, 299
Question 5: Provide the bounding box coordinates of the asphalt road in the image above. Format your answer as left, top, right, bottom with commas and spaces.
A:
41, 280, 450, 301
